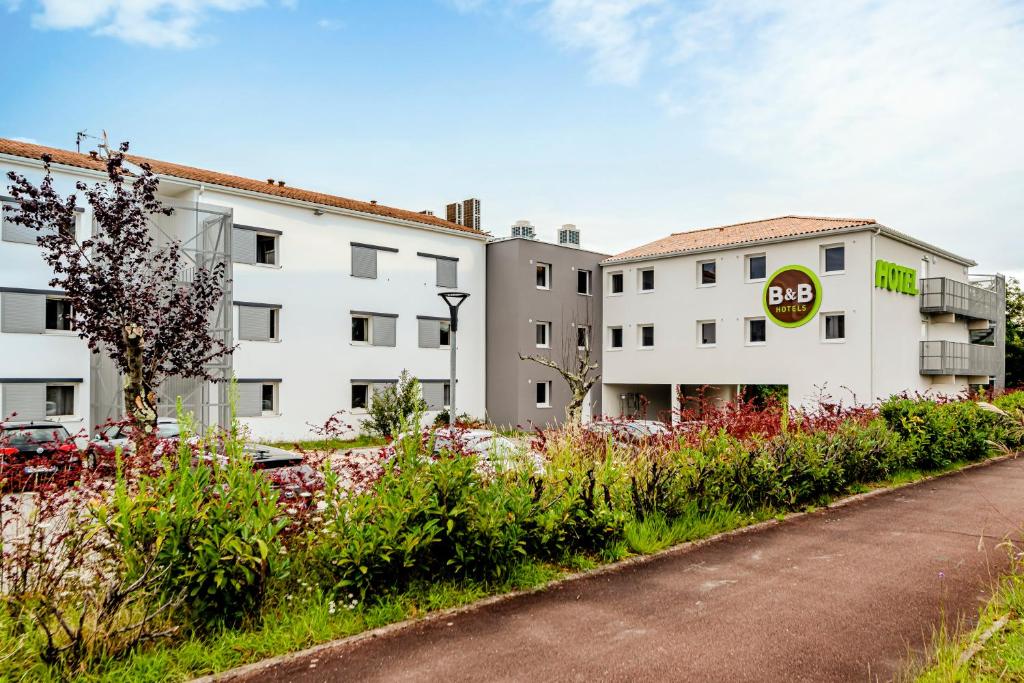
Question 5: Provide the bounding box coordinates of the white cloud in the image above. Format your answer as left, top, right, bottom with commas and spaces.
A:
316, 17, 342, 31
24, 0, 275, 48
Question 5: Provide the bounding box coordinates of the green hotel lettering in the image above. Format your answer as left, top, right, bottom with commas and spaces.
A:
874, 259, 918, 296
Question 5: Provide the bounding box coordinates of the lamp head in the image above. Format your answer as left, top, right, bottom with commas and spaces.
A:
438, 291, 470, 309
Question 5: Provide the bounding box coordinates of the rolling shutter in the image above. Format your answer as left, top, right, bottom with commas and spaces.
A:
235, 383, 263, 417
418, 318, 440, 348
436, 259, 457, 288
371, 382, 396, 404
2, 203, 37, 244
351, 246, 377, 279
372, 315, 396, 346
238, 306, 271, 341
3, 383, 45, 420
232, 228, 256, 265
1, 292, 44, 334
421, 382, 446, 410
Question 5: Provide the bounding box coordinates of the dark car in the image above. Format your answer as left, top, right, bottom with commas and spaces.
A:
245, 444, 323, 503
0, 421, 82, 490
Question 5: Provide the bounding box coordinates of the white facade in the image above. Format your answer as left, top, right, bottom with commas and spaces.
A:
600, 226, 1000, 417
0, 148, 487, 441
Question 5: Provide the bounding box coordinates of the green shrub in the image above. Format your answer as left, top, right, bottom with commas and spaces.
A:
364, 370, 427, 437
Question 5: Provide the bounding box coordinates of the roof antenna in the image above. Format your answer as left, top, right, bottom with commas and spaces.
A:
75, 129, 107, 155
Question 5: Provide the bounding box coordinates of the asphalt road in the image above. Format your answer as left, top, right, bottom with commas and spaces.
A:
230, 456, 1024, 683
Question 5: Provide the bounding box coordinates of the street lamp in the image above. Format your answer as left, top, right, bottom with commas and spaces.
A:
438, 291, 469, 423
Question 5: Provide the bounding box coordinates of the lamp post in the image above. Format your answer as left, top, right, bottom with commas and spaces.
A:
438, 291, 469, 424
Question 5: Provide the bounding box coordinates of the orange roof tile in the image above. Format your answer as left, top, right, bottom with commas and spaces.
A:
0, 138, 485, 236
604, 216, 878, 263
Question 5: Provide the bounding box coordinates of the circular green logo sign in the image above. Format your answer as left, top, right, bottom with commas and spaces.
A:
762, 265, 822, 328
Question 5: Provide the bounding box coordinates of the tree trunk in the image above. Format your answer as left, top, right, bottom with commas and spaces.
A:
122, 324, 157, 432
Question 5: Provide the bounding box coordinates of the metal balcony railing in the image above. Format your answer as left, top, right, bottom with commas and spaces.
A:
919, 340, 1000, 377
919, 277, 1001, 322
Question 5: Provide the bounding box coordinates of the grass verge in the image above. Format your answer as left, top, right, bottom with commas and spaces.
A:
264, 435, 385, 452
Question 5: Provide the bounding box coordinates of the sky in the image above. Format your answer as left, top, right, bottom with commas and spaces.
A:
1, 0, 1022, 278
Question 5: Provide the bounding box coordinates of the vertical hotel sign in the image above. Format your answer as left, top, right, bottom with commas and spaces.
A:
763, 265, 822, 328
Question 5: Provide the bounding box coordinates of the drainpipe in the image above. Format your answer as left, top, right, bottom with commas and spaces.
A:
869, 227, 880, 403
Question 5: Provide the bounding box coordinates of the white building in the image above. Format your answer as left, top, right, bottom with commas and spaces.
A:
0, 138, 487, 441
600, 216, 1005, 418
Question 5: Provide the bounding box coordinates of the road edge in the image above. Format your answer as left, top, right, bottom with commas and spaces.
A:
195, 451, 1019, 683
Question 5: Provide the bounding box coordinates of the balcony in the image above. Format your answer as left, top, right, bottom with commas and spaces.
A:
919, 340, 999, 377
919, 277, 1001, 322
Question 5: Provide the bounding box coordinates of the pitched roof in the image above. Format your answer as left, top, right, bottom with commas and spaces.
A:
0, 138, 485, 236
603, 216, 878, 263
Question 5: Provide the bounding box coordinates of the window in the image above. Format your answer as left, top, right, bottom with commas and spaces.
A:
609, 326, 623, 349
577, 269, 592, 295
45, 297, 73, 331
536, 262, 551, 289
747, 254, 767, 281
439, 321, 451, 347
45, 385, 74, 417
269, 309, 279, 340
639, 324, 654, 348
639, 269, 655, 292
256, 233, 278, 265
351, 383, 369, 410
238, 304, 280, 341
351, 316, 369, 343
699, 260, 716, 286
536, 381, 552, 408
823, 245, 845, 273
699, 320, 717, 347
576, 325, 590, 350
747, 318, 767, 345
536, 321, 551, 348
443, 382, 451, 408
609, 271, 624, 295
261, 383, 278, 414
824, 313, 846, 341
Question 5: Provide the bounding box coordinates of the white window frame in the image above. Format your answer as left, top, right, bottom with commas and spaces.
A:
351, 315, 370, 346
745, 317, 767, 346
608, 270, 624, 296
535, 321, 551, 348
439, 320, 452, 349
536, 262, 551, 290
268, 308, 280, 342
608, 325, 623, 350
535, 380, 552, 408
638, 268, 655, 293
254, 232, 280, 267
698, 320, 717, 348
638, 324, 655, 349
745, 253, 767, 283
45, 383, 76, 418
44, 296, 75, 334
577, 269, 592, 296
576, 324, 590, 351
260, 382, 280, 416
351, 382, 370, 411
822, 312, 847, 343
821, 243, 846, 275
698, 259, 717, 287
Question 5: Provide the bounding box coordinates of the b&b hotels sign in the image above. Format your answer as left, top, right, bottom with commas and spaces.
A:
763, 265, 821, 328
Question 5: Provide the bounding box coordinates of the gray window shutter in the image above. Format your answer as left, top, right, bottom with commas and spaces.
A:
371, 382, 396, 404
238, 306, 270, 341
1, 292, 44, 334
372, 315, 396, 346
436, 259, 457, 288
418, 318, 440, 348
2, 203, 37, 244
352, 246, 377, 279
3, 383, 46, 421
235, 383, 263, 417
232, 228, 256, 264
421, 382, 445, 410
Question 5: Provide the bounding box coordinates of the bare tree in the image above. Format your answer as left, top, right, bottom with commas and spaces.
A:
519, 305, 600, 425
4, 142, 231, 430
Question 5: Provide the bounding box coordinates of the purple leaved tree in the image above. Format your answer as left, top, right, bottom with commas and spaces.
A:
4, 142, 231, 431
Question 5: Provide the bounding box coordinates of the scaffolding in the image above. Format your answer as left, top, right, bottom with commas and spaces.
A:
89, 201, 234, 433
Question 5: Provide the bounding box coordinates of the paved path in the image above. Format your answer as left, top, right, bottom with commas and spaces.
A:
237, 457, 1024, 683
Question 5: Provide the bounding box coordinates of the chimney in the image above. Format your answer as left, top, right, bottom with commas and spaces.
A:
419, 210, 434, 216
557, 223, 581, 248
277, 180, 286, 187
446, 198, 481, 229
267, 178, 275, 184
511, 220, 536, 240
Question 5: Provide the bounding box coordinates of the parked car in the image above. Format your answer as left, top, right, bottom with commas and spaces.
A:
585, 419, 672, 446
0, 421, 82, 490
90, 417, 182, 457
394, 427, 543, 472
243, 443, 323, 501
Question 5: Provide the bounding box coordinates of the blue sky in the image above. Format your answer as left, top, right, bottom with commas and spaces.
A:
1, 0, 1022, 276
